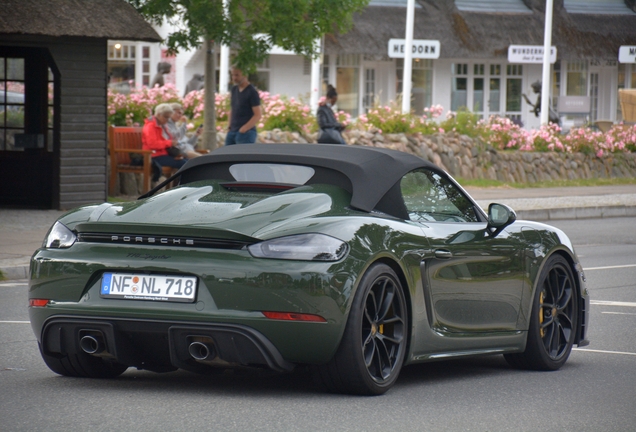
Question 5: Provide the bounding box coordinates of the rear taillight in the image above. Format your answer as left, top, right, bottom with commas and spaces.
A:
29, 299, 49, 307
262, 311, 326, 322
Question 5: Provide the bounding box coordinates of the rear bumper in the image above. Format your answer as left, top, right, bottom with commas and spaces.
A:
41, 316, 295, 373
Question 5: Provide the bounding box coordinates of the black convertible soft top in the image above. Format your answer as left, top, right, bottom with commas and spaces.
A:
145, 144, 440, 218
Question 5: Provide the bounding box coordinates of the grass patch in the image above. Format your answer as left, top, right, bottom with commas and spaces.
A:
458, 177, 636, 189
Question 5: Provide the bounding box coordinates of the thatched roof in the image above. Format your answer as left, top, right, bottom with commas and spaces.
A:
556, 13, 636, 59
325, 0, 636, 60
0, 0, 160, 42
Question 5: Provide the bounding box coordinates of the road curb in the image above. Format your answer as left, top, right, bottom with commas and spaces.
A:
516, 205, 636, 221
0, 265, 29, 282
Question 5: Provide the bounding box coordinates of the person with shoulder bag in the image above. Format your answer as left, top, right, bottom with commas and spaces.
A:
316, 85, 346, 144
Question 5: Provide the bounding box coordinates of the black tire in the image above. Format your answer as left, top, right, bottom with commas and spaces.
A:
39, 343, 128, 378
314, 263, 408, 395
504, 255, 578, 371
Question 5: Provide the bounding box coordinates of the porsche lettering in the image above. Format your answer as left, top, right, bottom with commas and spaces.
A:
110, 235, 193, 245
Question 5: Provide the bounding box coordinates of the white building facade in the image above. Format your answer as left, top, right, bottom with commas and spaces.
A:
108, 0, 636, 130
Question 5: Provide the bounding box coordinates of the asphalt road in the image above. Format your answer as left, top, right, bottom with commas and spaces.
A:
1, 217, 635, 432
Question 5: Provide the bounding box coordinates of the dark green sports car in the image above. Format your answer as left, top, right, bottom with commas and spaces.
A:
29, 144, 589, 395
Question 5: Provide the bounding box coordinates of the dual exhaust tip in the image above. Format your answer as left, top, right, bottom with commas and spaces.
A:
79, 331, 216, 362
80, 334, 105, 355
188, 341, 216, 361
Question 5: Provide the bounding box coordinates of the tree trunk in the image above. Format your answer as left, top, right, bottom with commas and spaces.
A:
202, 38, 218, 150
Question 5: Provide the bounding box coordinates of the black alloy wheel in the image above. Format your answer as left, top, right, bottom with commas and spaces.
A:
504, 254, 578, 371
362, 272, 406, 383
538, 262, 576, 360
314, 263, 408, 395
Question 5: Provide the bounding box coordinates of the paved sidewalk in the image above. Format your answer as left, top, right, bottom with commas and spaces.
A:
1, 184, 635, 281
467, 184, 636, 221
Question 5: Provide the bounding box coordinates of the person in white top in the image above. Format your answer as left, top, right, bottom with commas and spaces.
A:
165, 103, 204, 158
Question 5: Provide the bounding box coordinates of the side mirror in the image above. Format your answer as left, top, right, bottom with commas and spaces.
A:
486, 203, 516, 236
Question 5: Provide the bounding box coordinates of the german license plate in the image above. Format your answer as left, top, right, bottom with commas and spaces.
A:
100, 273, 197, 303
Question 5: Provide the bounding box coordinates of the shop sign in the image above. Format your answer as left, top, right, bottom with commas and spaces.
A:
619, 46, 636, 63
508, 45, 557, 64
557, 96, 590, 114
387, 39, 441, 59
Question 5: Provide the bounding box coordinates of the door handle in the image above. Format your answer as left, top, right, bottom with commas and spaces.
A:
434, 249, 453, 259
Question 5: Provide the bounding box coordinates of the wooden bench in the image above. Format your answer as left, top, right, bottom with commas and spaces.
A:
108, 126, 153, 195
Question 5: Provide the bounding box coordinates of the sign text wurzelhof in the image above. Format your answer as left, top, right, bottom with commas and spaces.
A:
619, 46, 636, 64
508, 45, 557, 64
388, 39, 441, 59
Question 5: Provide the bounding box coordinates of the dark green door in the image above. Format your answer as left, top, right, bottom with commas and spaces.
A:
400, 168, 524, 333
420, 223, 524, 333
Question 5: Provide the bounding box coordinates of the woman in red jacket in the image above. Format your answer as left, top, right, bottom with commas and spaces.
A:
142, 103, 187, 183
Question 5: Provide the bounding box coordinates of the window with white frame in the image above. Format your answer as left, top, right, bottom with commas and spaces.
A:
506, 64, 523, 122
451, 63, 468, 111
551, 61, 561, 114
363, 67, 375, 113
336, 54, 360, 117
617, 63, 636, 121
489, 64, 502, 113
451, 62, 522, 121
566, 61, 587, 96
396, 59, 433, 115
473, 63, 485, 113
107, 41, 152, 93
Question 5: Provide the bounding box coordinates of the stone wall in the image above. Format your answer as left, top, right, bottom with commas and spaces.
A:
257, 129, 636, 184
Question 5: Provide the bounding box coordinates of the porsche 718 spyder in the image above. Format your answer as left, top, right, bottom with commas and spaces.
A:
29, 144, 589, 395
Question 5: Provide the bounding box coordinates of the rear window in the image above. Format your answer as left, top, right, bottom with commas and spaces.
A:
229, 163, 315, 185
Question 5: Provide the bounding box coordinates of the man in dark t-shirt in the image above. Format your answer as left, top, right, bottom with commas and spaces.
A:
225, 67, 262, 145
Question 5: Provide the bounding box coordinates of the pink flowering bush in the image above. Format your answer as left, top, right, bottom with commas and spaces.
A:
260, 93, 316, 134
439, 109, 482, 136
605, 124, 636, 153
180, 90, 319, 135
359, 104, 412, 133
108, 84, 181, 126
556, 126, 600, 154
440, 112, 533, 151
482, 116, 533, 151
358, 103, 444, 134
512, 123, 635, 155
440, 110, 634, 156
182, 89, 230, 130
1, 81, 25, 94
